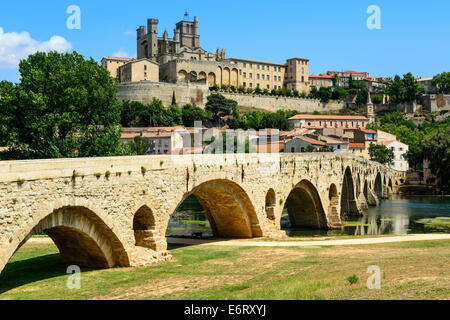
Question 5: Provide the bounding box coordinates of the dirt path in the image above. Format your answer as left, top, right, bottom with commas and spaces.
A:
167, 234, 450, 247
28, 234, 450, 247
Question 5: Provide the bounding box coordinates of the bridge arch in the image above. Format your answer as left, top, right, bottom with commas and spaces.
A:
284, 180, 327, 229
265, 188, 276, 222
133, 205, 158, 249
169, 179, 261, 238
3, 206, 129, 272
341, 167, 359, 217
374, 173, 382, 198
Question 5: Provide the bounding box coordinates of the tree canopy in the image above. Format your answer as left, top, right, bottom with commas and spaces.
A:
0, 51, 127, 159
369, 143, 394, 165
422, 127, 450, 187
432, 72, 450, 94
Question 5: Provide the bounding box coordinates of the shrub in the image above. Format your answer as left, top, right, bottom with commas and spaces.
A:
347, 275, 359, 285
372, 95, 383, 104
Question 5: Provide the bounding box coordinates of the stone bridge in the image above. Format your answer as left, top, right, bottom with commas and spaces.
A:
0, 153, 405, 274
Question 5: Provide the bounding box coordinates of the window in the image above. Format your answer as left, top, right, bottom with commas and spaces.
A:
274, 76, 277, 81
243, 82, 246, 87
144, 65, 147, 71
257, 74, 260, 80
250, 73, 253, 79
243, 63, 246, 68
250, 83, 253, 88
257, 65, 260, 70
262, 75, 265, 80
243, 72, 246, 78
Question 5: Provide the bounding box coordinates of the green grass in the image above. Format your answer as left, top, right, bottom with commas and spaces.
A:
1, 240, 449, 300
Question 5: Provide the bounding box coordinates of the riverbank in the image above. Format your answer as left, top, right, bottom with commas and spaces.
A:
1, 239, 449, 300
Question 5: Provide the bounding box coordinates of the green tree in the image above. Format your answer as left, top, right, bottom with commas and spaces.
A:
432, 72, 450, 94
369, 143, 394, 165
127, 136, 151, 155
332, 86, 348, 101
422, 127, 450, 187
0, 81, 17, 146
386, 75, 406, 103
5, 51, 127, 159
205, 94, 236, 126
171, 91, 177, 106
372, 95, 383, 104
356, 86, 369, 107
181, 104, 212, 127
120, 100, 149, 127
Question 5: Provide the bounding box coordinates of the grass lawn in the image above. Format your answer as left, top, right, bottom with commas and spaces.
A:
0, 240, 449, 300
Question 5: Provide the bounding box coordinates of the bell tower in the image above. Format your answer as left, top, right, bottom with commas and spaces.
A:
365, 94, 375, 123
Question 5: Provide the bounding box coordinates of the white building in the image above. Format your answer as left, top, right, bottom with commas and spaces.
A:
382, 140, 409, 172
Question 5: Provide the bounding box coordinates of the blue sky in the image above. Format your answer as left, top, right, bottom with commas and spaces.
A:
0, 0, 449, 82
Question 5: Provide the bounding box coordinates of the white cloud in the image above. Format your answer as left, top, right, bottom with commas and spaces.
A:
124, 30, 135, 36
113, 49, 131, 58
0, 27, 72, 69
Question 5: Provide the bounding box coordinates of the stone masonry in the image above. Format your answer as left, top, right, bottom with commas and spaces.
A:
0, 153, 404, 274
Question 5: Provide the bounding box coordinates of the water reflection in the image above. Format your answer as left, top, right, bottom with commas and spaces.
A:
168, 194, 450, 238
350, 195, 450, 236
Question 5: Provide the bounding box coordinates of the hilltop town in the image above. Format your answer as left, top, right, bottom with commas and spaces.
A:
101, 14, 450, 178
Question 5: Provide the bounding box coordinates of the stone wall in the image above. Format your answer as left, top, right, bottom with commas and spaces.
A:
418, 94, 450, 113
117, 81, 210, 107
117, 81, 345, 112
221, 92, 345, 113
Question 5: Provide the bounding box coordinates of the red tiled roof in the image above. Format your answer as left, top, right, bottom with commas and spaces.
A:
286, 136, 327, 146
289, 115, 369, 121
349, 143, 365, 148
309, 73, 333, 79
361, 129, 377, 134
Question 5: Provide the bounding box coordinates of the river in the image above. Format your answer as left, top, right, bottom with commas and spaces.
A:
166, 195, 450, 238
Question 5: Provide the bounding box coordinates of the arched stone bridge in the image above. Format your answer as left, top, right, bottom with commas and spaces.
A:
0, 153, 405, 274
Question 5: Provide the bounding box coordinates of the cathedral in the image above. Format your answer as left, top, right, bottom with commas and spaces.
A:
103, 14, 310, 93
136, 13, 226, 65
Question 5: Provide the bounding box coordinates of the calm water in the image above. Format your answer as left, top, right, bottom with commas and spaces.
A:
167, 195, 450, 238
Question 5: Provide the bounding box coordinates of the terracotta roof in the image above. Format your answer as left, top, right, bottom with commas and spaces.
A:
286, 136, 327, 146
349, 143, 365, 148
143, 132, 174, 138
417, 77, 433, 81
121, 133, 141, 139
361, 129, 377, 134
380, 140, 397, 146
289, 115, 369, 121
309, 73, 333, 79
122, 126, 186, 132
